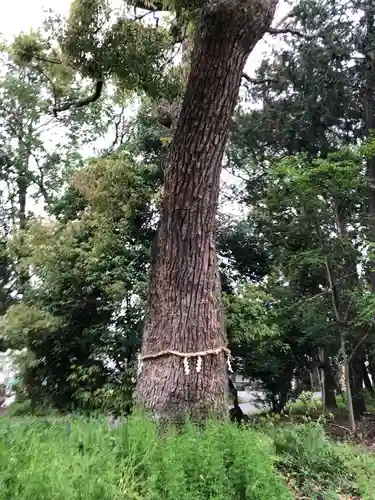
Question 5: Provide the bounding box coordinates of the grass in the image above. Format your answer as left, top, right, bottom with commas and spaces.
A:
0, 414, 292, 500
336, 443, 375, 499
254, 390, 375, 498
269, 422, 358, 498
0, 410, 374, 499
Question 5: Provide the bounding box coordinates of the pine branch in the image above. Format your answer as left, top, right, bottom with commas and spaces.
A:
53, 81, 103, 117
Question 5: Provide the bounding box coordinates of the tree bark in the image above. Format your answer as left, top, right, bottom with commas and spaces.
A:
341, 331, 356, 432
323, 348, 338, 409
16, 151, 30, 294
136, 1, 278, 422
350, 348, 367, 420
319, 347, 326, 412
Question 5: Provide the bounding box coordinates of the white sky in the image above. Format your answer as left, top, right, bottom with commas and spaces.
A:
0, 0, 70, 35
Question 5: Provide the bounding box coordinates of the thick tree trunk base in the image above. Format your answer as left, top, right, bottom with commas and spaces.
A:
136, 354, 228, 423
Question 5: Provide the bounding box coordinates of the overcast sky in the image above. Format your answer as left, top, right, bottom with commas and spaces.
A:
1, 0, 70, 35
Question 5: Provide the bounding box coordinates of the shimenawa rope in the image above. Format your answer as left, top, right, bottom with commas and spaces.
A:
137, 346, 233, 375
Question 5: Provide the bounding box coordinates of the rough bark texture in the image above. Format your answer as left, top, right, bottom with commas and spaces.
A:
136, 0, 278, 421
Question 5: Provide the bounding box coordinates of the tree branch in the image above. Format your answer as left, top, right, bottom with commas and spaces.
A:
267, 27, 306, 38
35, 55, 63, 65
241, 73, 278, 85
324, 256, 341, 324
348, 325, 372, 363
272, 9, 295, 29
53, 80, 103, 117
6, 123, 53, 206
111, 107, 130, 148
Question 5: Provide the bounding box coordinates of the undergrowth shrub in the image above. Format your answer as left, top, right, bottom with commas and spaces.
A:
285, 390, 322, 416
272, 422, 357, 499
0, 414, 292, 500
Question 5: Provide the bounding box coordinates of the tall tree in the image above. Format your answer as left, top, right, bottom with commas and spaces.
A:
227, 0, 375, 421
252, 150, 369, 425
134, 0, 280, 421
21, 0, 280, 420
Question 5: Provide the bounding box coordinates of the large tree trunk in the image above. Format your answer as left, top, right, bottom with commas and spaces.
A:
136, 1, 278, 422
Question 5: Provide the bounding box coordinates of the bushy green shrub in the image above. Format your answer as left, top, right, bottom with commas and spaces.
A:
272, 422, 357, 498
0, 414, 292, 500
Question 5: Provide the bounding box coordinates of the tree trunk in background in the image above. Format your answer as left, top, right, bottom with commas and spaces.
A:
332, 197, 366, 420
319, 348, 326, 412
323, 348, 338, 409
368, 350, 375, 383
136, 1, 278, 421
363, 363, 374, 393
350, 348, 367, 420
16, 154, 29, 293
364, 2, 375, 290
309, 371, 316, 391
